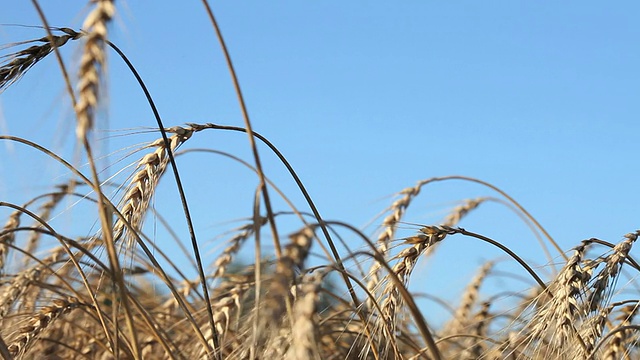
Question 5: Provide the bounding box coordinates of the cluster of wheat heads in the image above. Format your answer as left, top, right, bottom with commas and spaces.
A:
1, 3, 640, 360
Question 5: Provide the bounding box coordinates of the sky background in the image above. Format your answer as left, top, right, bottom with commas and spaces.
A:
1, 2, 639, 323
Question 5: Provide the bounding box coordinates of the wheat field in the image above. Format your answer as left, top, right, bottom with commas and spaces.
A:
1, 2, 639, 360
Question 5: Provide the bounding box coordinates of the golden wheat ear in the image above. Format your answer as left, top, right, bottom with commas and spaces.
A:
7, 297, 82, 358
0, 210, 21, 275
113, 128, 194, 248
284, 271, 324, 360
0, 29, 81, 93
75, 1, 114, 141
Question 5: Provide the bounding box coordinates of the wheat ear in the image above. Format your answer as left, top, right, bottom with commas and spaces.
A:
416, 197, 487, 264
264, 227, 314, 323
285, 271, 324, 360
603, 304, 639, 360
212, 217, 267, 279
0, 210, 21, 275
23, 182, 76, 263
365, 182, 424, 308
113, 127, 194, 246
75, 0, 115, 140
442, 197, 487, 227
210, 274, 253, 352
8, 297, 81, 358
460, 301, 491, 360
375, 225, 449, 358
0, 267, 42, 321
0, 28, 81, 92
587, 231, 639, 313
260, 228, 314, 358
441, 261, 494, 339
523, 240, 591, 358
579, 303, 613, 358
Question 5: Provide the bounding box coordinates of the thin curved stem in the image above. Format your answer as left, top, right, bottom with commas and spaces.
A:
199, 2, 282, 259
105, 40, 217, 357
31, 0, 77, 108
427, 175, 566, 261
452, 227, 548, 291
187, 122, 374, 358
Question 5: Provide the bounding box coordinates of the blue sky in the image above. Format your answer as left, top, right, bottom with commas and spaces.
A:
2, 2, 639, 319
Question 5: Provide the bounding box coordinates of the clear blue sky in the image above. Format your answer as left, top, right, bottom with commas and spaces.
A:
2, 2, 639, 319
